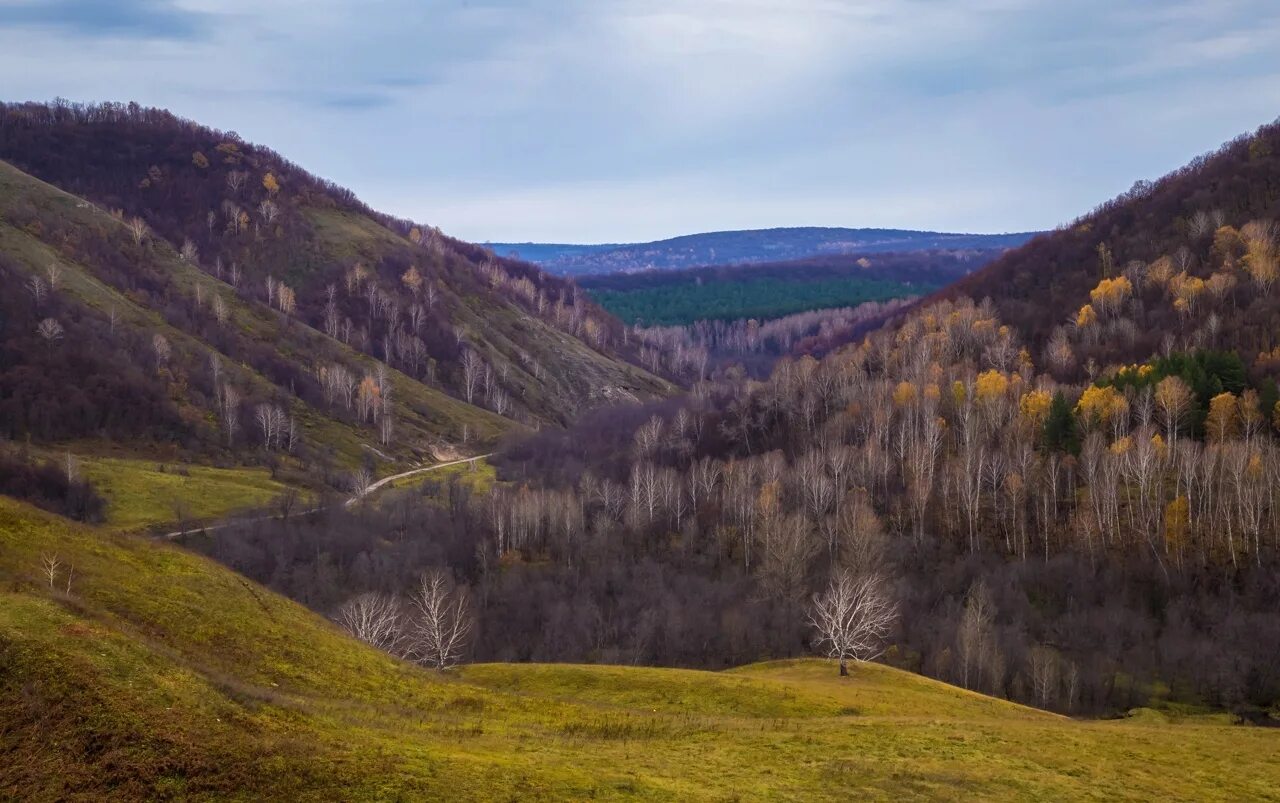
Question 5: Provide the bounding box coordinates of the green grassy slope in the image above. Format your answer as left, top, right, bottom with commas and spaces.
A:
2, 498, 1277, 801
0, 160, 509, 463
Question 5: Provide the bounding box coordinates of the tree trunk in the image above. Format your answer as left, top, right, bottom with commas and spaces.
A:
839, 657, 849, 677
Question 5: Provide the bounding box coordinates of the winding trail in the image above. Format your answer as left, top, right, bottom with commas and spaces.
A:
160, 454, 491, 540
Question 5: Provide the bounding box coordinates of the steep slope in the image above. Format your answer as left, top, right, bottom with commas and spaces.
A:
0, 101, 671, 434
490, 227, 1038, 274
941, 118, 1280, 374
0, 159, 506, 470
2, 498, 1277, 800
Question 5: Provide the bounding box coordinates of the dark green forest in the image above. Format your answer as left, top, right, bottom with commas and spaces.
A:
587, 276, 933, 325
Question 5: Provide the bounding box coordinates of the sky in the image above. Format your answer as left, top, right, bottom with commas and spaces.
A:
3, 1, 1280, 243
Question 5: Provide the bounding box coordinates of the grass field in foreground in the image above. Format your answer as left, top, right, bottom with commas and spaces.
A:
1, 496, 1277, 801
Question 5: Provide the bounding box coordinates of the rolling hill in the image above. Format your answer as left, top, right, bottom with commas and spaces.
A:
2, 496, 1276, 801
488, 227, 1038, 275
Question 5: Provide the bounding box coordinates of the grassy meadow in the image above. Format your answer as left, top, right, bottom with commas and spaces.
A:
1, 496, 1277, 801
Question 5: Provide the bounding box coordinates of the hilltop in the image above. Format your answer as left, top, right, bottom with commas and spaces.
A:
2, 497, 1276, 800
489, 226, 1038, 275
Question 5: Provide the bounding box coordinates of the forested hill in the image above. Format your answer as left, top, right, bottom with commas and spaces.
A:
0, 101, 670, 472
489, 227, 1038, 275
940, 117, 1280, 369
576, 250, 1004, 326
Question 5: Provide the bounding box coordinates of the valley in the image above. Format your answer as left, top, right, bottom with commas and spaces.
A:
3, 72, 1280, 803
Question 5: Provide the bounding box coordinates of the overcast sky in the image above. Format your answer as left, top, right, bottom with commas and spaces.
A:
4, 1, 1280, 243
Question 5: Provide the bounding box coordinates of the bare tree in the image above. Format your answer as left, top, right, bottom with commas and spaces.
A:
1027, 644, 1060, 709
350, 467, 373, 500
405, 569, 473, 670
460, 349, 484, 404
957, 580, 995, 690
1155, 375, 1193, 452
808, 570, 898, 676
212, 293, 230, 325
258, 198, 280, 225
152, 333, 171, 370
45, 262, 62, 291
27, 275, 46, 306
36, 318, 64, 349
226, 170, 248, 194
219, 384, 241, 445
128, 216, 149, 245
336, 592, 404, 653
40, 554, 60, 590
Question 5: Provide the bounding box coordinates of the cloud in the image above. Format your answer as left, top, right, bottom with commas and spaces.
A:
0, 0, 208, 39
1, 0, 1280, 241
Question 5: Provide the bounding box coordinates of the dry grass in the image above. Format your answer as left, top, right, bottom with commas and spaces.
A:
1, 497, 1277, 801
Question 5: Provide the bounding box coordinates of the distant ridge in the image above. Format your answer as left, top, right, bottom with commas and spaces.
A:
486, 226, 1039, 275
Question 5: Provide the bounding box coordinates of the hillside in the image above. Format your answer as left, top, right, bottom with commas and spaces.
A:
942, 118, 1280, 374
489, 227, 1038, 275
0, 101, 672, 446
2, 497, 1277, 801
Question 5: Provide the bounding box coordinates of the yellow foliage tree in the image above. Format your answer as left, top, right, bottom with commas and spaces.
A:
1212, 225, 1243, 266
1169, 272, 1205, 316
1163, 495, 1189, 559
1145, 256, 1173, 288
975, 370, 1008, 402
1241, 222, 1277, 291
1018, 389, 1052, 428
1150, 432, 1167, 457
892, 381, 917, 408
1089, 276, 1133, 317
1075, 385, 1128, 431
401, 266, 423, 295
1206, 271, 1237, 303
1075, 304, 1097, 328
191, 151, 209, 169
1205, 392, 1238, 442
262, 172, 281, 194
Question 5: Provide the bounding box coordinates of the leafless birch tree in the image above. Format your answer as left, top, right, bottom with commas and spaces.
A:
808, 570, 898, 675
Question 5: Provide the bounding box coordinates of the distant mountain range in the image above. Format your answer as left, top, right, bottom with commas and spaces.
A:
486, 227, 1040, 275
